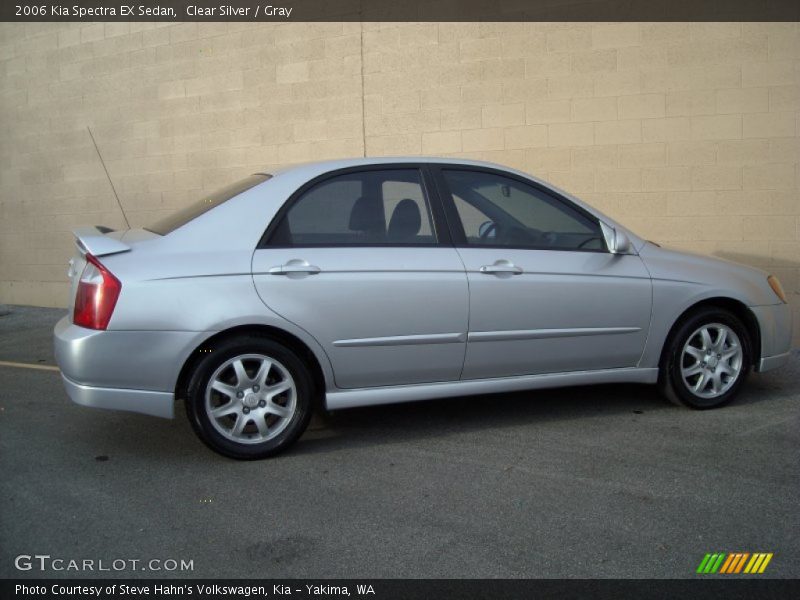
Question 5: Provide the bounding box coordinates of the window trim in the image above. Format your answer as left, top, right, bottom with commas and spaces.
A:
430, 164, 609, 254
257, 164, 452, 249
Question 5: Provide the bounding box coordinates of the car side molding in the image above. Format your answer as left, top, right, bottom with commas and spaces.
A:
467, 327, 641, 343
333, 332, 467, 347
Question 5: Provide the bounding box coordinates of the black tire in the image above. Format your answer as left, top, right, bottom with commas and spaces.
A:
659, 307, 752, 409
185, 336, 314, 459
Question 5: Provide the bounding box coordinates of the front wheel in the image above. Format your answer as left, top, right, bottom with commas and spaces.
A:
185, 336, 314, 459
659, 308, 751, 409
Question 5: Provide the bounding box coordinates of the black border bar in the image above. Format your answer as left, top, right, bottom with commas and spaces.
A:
2, 0, 799, 22
3, 579, 800, 600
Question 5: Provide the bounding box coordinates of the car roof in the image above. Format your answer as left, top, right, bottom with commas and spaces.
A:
149, 155, 644, 254
269, 156, 513, 179
258, 156, 643, 250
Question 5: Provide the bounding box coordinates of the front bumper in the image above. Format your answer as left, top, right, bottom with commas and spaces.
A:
54, 316, 201, 419
750, 302, 793, 373
758, 351, 791, 372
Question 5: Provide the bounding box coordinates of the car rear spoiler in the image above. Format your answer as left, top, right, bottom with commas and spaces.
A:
72, 226, 130, 257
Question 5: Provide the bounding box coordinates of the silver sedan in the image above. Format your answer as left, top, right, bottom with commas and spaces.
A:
54, 158, 792, 459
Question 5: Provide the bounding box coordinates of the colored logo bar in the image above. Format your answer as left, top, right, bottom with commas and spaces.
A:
696, 553, 773, 574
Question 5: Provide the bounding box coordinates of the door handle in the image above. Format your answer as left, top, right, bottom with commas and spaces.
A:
479, 262, 523, 275
269, 261, 321, 275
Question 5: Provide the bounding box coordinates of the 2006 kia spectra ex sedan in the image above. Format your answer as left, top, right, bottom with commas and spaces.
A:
54, 158, 792, 459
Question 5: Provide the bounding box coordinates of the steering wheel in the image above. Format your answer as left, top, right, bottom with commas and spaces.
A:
539, 230, 557, 246
577, 235, 603, 249
478, 221, 498, 240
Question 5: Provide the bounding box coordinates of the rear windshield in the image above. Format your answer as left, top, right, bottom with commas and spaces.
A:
146, 174, 271, 235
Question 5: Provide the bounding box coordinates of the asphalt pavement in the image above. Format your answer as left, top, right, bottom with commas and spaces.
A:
0, 305, 798, 579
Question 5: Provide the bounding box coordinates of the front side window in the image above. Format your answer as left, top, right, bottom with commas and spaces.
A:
442, 170, 604, 251
268, 169, 436, 246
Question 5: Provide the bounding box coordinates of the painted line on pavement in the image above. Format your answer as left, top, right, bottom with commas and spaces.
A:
0, 360, 60, 372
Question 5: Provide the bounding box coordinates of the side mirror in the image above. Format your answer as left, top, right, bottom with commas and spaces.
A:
600, 222, 631, 255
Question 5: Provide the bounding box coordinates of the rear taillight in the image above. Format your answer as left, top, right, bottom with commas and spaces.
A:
73, 254, 121, 330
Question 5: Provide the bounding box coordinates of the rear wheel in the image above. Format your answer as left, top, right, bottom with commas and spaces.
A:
185, 336, 314, 459
659, 307, 751, 409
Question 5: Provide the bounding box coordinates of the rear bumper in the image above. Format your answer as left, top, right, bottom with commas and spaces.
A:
53, 316, 200, 418
61, 373, 174, 418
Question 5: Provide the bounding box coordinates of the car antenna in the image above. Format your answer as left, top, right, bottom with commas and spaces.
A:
87, 126, 131, 230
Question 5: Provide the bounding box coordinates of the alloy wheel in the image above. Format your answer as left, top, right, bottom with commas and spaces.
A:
204, 353, 296, 444
680, 323, 743, 399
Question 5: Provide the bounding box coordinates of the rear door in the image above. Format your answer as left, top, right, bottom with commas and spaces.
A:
251, 166, 469, 389
434, 166, 652, 380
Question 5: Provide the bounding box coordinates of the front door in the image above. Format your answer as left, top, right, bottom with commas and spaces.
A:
435, 167, 652, 380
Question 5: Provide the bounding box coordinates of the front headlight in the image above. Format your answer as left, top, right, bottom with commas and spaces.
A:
767, 275, 788, 304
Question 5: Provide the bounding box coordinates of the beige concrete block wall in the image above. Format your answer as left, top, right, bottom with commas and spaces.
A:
1, 21, 798, 343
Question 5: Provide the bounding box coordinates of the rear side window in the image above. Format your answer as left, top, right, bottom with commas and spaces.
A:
267, 169, 436, 246
146, 174, 270, 235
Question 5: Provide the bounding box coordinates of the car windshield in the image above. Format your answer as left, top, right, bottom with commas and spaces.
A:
145, 174, 271, 235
